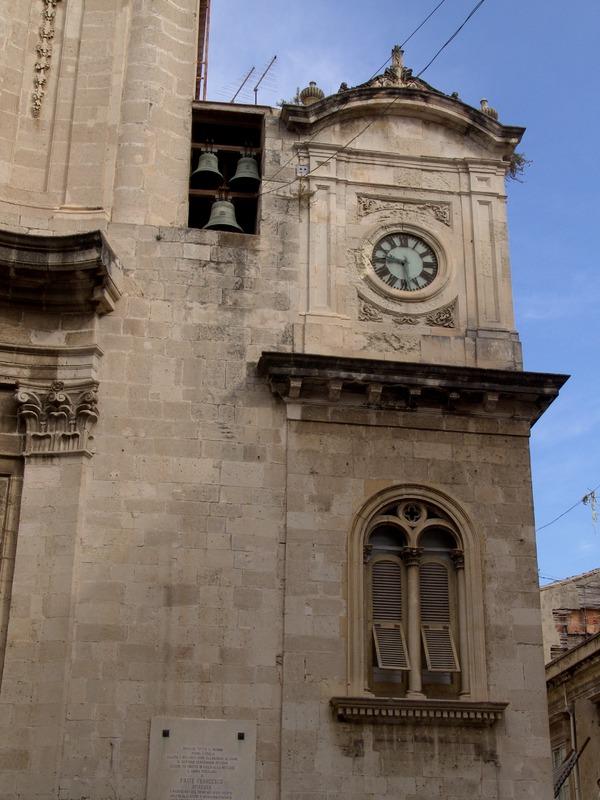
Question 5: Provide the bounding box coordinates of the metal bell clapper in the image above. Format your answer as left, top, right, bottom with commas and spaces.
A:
229, 155, 260, 191
203, 200, 243, 232
191, 151, 224, 188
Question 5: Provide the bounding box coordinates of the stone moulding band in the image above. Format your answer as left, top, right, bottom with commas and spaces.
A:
330, 697, 508, 726
257, 351, 568, 425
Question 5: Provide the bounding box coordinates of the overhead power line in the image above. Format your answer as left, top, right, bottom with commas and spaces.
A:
260, 0, 489, 198
417, 0, 487, 76
536, 483, 600, 533
262, 0, 450, 187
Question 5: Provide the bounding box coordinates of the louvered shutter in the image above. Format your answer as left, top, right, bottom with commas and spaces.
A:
420, 561, 460, 672
371, 559, 410, 670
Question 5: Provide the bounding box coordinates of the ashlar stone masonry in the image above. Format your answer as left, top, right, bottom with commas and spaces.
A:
0, 8, 564, 800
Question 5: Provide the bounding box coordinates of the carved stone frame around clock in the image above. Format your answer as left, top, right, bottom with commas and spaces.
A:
358, 221, 451, 305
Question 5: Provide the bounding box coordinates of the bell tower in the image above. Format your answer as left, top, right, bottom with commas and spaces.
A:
0, 16, 564, 800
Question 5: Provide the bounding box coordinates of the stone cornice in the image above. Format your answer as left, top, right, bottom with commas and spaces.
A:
280, 88, 524, 154
0, 229, 122, 314
330, 697, 507, 726
257, 352, 568, 426
546, 631, 600, 686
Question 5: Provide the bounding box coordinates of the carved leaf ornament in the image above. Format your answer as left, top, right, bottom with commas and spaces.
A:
15, 380, 99, 455
32, 0, 63, 117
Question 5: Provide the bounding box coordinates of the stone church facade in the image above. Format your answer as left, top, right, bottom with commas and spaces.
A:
0, 4, 565, 799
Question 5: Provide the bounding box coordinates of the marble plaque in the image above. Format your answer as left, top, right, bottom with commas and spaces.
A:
146, 717, 257, 800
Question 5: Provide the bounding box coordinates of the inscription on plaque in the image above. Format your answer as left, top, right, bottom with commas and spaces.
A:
147, 718, 256, 800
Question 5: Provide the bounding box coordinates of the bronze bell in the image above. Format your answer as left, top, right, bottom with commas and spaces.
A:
229, 156, 260, 191
191, 151, 224, 188
203, 200, 243, 232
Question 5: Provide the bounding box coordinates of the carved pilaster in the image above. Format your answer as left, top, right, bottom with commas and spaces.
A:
15, 381, 99, 457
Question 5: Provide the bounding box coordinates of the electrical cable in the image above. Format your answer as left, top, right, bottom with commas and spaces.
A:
259, 0, 488, 198
416, 0, 486, 77
262, 0, 450, 187
538, 574, 562, 583
536, 481, 600, 533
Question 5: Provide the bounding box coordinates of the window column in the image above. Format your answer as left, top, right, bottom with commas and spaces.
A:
451, 549, 469, 696
402, 546, 425, 698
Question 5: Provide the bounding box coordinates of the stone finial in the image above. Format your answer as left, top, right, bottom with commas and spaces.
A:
480, 98, 499, 120
299, 81, 325, 106
15, 380, 99, 456
391, 45, 404, 70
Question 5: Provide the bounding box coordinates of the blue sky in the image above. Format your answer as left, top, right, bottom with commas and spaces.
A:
208, 0, 600, 583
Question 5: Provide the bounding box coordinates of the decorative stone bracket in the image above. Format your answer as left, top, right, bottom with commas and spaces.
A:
15, 380, 99, 457
330, 697, 507, 726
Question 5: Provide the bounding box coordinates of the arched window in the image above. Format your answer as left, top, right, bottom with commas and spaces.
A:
348, 487, 486, 701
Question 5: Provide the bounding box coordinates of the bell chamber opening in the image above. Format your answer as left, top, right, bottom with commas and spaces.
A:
189, 105, 265, 234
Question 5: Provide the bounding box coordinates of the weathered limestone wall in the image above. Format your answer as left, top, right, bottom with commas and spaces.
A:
0, 0, 197, 225
0, 12, 554, 798
280, 417, 551, 800
0, 210, 553, 798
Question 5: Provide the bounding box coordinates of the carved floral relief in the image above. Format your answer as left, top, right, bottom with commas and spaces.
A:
32, 0, 63, 117
363, 332, 420, 354
357, 195, 451, 227
358, 294, 457, 329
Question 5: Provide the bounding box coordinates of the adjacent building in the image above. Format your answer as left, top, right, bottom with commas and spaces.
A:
0, 4, 566, 799
541, 569, 600, 662
547, 632, 600, 800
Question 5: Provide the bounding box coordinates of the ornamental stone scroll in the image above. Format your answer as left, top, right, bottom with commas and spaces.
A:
15, 380, 99, 457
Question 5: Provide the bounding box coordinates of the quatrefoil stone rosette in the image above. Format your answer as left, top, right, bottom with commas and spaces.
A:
353, 220, 453, 313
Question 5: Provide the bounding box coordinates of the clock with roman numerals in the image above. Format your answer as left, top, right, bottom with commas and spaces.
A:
371, 233, 438, 292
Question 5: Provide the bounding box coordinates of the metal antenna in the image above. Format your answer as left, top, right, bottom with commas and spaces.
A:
231, 67, 255, 103
253, 55, 277, 105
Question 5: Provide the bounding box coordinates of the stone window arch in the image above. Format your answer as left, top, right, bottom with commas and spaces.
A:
348, 485, 487, 700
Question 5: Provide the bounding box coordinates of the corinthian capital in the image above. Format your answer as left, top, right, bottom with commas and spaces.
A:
15, 380, 99, 457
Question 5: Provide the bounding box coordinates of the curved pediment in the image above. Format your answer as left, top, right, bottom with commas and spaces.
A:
280, 87, 524, 157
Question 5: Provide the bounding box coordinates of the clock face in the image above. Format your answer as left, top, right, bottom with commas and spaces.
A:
371, 233, 438, 292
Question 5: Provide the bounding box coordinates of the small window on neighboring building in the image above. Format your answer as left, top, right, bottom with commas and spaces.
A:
552, 744, 571, 800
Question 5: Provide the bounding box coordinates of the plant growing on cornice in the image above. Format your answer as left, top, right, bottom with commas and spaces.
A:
277, 87, 302, 106
506, 151, 532, 183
